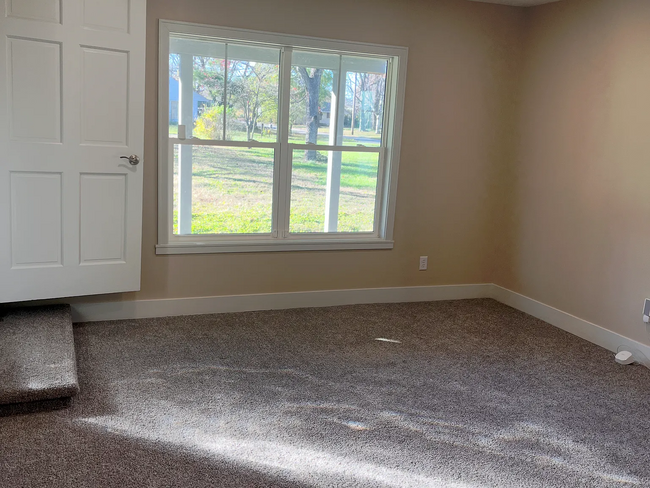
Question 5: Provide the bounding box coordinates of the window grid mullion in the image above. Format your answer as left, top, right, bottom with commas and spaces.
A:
222, 44, 228, 141
275, 46, 293, 239
287, 144, 381, 153
372, 147, 387, 237
378, 57, 395, 238
171, 139, 279, 149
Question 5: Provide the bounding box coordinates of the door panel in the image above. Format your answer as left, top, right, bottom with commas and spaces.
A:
80, 173, 127, 264
81, 47, 129, 145
8, 37, 61, 142
82, 0, 129, 32
10, 172, 62, 267
0, 0, 146, 302
6, 0, 61, 24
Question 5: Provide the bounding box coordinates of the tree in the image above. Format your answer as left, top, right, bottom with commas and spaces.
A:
193, 57, 225, 104
288, 71, 307, 135
193, 104, 226, 140
189, 56, 279, 141
169, 53, 180, 79
346, 72, 386, 134
371, 74, 386, 134
228, 61, 277, 140
297, 67, 323, 160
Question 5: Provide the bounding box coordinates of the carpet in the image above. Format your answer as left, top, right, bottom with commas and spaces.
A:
1, 298, 649, 487
0, 304, 78, 405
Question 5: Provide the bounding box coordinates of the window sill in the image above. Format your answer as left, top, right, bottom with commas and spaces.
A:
155, 238, 394, 255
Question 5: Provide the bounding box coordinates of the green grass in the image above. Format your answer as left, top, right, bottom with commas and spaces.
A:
170, 123, 381, 146
289, 150, 378, 233
171, 127, 380, 235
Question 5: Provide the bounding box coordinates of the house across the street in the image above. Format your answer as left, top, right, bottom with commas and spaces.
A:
168, 77, 211, 123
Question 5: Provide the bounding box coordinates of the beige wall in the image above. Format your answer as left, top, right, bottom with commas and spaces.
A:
34, 0, 650, 350
58, 0, 650, 347
66, 0, 523, 303
502, 0, 650, 344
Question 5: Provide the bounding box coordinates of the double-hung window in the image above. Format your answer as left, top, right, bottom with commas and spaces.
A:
157, 21, 407, 254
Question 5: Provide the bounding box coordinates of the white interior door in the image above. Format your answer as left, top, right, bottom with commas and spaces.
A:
0, 0, 146, 302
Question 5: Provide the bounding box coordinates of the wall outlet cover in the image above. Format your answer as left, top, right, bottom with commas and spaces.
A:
644, 299, 650, 319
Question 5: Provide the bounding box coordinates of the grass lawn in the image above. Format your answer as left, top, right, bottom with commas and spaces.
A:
170, 124, 382, 145
172, 141, 379, 235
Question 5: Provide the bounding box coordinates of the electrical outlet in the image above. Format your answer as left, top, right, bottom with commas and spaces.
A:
419, 256, 428, 271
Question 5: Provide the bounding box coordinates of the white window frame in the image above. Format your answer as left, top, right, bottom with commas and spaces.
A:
156, 20, 408, 255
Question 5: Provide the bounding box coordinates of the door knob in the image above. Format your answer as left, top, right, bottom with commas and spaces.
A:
120, 155, 140, 165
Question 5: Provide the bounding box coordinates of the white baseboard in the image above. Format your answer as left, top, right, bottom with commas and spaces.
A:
490, 285, 650, 357
71, 283, 491, 323
71, 282, 650, 358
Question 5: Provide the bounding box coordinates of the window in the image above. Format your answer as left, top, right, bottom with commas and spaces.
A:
157, 21, 407, 254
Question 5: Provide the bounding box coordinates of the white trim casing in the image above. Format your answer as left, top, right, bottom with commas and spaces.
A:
156, 238, 394, 254
71, 284, 650, 361
72, 284, 490, 322
157, 20, 408, 255
489, 285, 650, 360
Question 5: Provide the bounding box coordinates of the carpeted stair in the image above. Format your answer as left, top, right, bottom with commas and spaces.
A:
0, 305, 79, 405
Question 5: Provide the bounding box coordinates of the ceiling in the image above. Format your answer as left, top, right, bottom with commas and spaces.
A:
468, 0, 560, 6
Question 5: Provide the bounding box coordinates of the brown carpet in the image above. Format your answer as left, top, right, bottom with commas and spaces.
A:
1, 298, 650, 487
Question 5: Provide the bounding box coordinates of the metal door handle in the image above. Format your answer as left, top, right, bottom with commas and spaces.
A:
121, 155, 140, 165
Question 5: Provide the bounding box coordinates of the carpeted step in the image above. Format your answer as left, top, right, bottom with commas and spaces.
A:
0, 305, 79, 405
